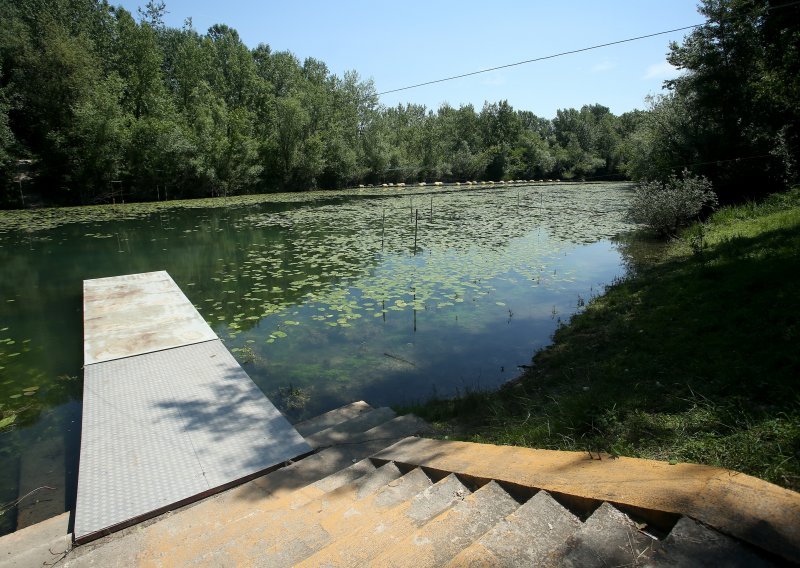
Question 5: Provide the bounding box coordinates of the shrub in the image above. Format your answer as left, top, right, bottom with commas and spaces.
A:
629, 169, 718, 236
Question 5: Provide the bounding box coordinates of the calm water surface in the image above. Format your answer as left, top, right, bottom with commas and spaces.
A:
0, 182, 634, 533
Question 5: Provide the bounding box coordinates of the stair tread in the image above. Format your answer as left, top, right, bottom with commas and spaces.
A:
63, 443, 396, 567
296, 474, 472, 567
308, 457, 378, 495
649, 516, 776, 567
206, 462, 404, 562
447, 490, 582, 567
548, 502, 657, 567
370, 480, 520, 568
305, 407, 397, 448
294, 401, 374, 437
261, 467, 434, 567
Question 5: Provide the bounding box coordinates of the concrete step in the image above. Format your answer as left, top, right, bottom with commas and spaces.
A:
294, 401, 374, 437
65, 415, 431, 566
0, 512, 70, 568
334, 414, 433, 445
648, 516, 777, 567
193, 462, 405, 565
547, 501, 657, 567
296, 473, 472, 567
305, 406, 397, 448
308, 457, 378, 495
372, 437, 800, 564
260, 467, 434, 567
370, 480, 520, 567
63, 447, 388, 567
446, 489, 582, 567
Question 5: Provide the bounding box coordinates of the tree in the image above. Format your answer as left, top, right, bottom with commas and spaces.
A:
658, 0, 800, 198
113, 9, 165, 119
0, 67, 16, 204
65, 73, 128, 202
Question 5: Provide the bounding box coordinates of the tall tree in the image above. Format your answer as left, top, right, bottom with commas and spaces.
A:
652, 0, 800, 197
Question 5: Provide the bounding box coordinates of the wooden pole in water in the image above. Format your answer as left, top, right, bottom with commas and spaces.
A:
430, 196, 433, 221
414, 209, 419, 253
381, 209, 385, 251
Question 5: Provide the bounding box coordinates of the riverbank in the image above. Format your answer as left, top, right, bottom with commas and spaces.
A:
402, 187, 800, 490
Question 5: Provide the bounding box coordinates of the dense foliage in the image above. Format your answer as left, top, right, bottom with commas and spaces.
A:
0, 0, 797, 207
0, 0, 643, 206
629, 0, 800, 201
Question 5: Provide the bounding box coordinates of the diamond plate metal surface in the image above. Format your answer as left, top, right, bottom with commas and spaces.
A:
75, 340, 311, 541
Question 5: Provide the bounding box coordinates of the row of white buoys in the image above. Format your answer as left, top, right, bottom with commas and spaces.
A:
356, 179, 563, 190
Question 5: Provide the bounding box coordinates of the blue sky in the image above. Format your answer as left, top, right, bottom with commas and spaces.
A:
115, 1, 706, 118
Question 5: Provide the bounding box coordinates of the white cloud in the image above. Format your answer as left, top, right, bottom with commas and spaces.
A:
643, 61, 680, 80
591, 60, 617, 73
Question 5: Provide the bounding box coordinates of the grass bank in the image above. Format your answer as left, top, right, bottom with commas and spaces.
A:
401, 188, 800, 490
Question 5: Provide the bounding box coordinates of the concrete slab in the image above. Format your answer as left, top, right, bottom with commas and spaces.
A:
74, 339, 311, 543
83, 271, 216, 365
0, 512, 70, 568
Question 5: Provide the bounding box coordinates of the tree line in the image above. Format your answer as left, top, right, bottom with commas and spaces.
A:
0, 0, 797, 207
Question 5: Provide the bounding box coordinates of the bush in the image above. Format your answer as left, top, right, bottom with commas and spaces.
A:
629, 170, 718, 236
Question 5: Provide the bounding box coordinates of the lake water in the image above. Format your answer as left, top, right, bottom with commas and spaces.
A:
0, 182, 634, 534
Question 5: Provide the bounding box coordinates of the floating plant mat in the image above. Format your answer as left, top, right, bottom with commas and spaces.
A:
0, 182, 635, 535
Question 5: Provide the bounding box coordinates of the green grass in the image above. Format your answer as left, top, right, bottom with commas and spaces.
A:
399, 187, 800, 490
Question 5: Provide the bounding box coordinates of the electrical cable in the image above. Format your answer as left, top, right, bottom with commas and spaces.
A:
377, 25, 701, 96
376, 0, 800, 97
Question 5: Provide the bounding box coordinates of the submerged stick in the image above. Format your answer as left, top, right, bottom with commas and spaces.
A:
384, 352, 416, 367
0, 486, 56, 515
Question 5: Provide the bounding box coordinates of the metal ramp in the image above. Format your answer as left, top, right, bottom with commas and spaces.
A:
75, 271, 311, 543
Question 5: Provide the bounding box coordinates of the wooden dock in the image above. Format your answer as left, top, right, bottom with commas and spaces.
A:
74, 271, 311, 543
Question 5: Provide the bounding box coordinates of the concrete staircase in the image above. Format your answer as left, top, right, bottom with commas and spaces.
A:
2, 401, 797, 567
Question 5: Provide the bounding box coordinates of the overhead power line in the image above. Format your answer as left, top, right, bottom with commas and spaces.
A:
376, 0, 800, 97
376, 25, 701, 96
